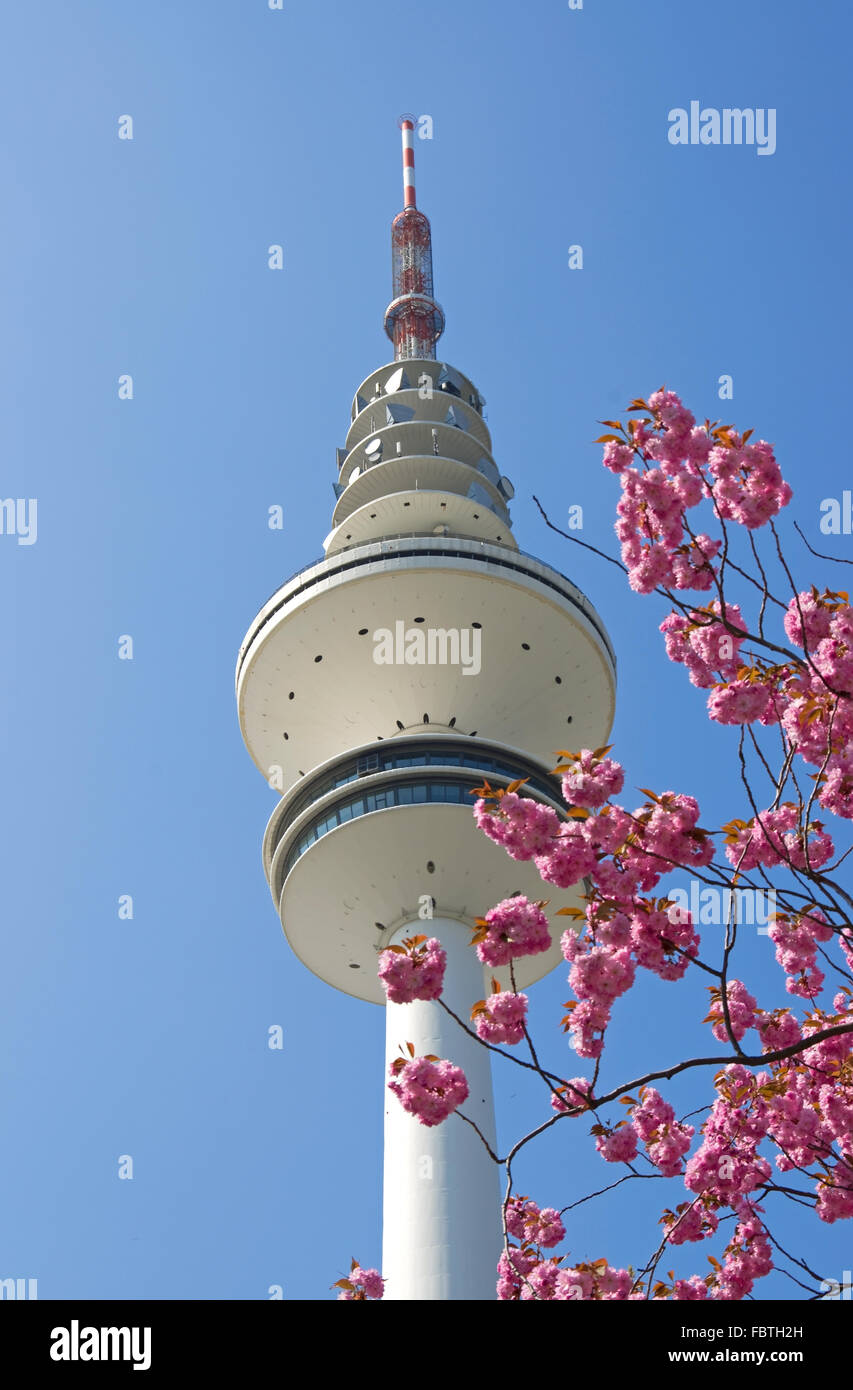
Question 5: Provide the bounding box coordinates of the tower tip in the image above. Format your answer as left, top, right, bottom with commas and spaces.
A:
399, 115, 417, 210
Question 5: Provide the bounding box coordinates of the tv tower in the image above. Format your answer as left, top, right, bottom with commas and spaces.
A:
236, 118, 616, 1300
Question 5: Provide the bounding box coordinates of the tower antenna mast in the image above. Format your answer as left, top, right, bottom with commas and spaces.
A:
384, 115, 445, 362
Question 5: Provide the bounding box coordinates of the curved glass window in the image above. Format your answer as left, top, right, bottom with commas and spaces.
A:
276, 773, 534, 887
275, 740, 561, 857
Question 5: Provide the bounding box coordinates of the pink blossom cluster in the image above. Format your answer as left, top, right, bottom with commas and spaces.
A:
472, 897, 551, 968
663, 594, 853, 733
533, 822, 598, 890
671, 1275, 710, 1299
561, 926, 636, 1058
815, 1162, 853, 1223
761, 1016, 853, 1215
818, 763, 853, 822
660, 601, 747, 688
559, 891, 700, 1058
498, 1251, 637, 1301
595, 1123, 639, 1163
615, 470, 709, 595
508, 1206, 772, 1298
558, 748, 625, 810
602, 390, 790, 594
780, 591, 853, 821
528, 783, 711, 1056
708, 436, 792, 529
707, 676, 781, 727
335, 1265, 385, 1300
783, 589, 836, 650
587, 1087, 694, 1175
387, 1055, 468, 1127
480, 774, 715, 914
755, 1007, 802, 1052
658, 586, 853, 819
630, 898, 699, 980
632, 1087, 695, 1177
473, 990, 528, 1045
618, 793, 715, 886
660, 1199, 719, 1246
550, 1076, 594, 1114
713, 1207, 773, 1299
473, 791, 560, 860
684, 1066, 772, 1202
768, 908, 834, 998
706, 979, 758, 1043
663, 1024, 853, 1228
780, 678, 847, 765
496, 1246, 538, 1300
377, 936, 446, 1004
604, 392, 717, 595
505, 1196, 565, 1248
723, 803, 834, 872
583, 795, 712, 911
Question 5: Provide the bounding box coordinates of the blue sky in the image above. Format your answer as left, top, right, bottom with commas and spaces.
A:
1, 0, 852, 1299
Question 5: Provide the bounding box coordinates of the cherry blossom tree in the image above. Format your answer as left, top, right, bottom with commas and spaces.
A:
347, 390, 853, 1301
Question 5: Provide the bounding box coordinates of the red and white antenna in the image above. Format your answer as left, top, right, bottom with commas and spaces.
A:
384, 115, 445, 361
401, 116, 417, 209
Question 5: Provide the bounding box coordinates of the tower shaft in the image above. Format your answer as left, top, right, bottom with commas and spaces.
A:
383, 919, 501, 1299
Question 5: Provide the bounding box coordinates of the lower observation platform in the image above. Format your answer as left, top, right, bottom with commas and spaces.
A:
265, 795, 589, 1004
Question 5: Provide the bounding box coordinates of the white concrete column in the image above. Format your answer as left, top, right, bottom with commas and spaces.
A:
382, 916, 502, 1300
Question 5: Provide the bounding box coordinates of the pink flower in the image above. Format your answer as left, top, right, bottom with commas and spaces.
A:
474, 792, 561, 860
506, 1196, 566, 1248
473, 897, 551, 967
816, 1163, 853, 1223
631, 899, 698, 981
473, 990, 528, 1045
707, 979, 758, 1044
387, 1056, 468, 1127
559, 749, 626, 810
709, 438, 792, 530
551, 1076, 594, 1114
723, 805, 833, 873
713, 1208, 773, 1299
756, 1009, 801, 1052
336, 1265, 384, 1300
708, 678, 775, 726
670, 534, 720, 590
633, 1088, 694, 1177
768, 908, 833, 999
496, 1246, 537, 1300
378, 936, 446, 1004
534, 823, 597, 889
661, 602, 747, 688
662, 1201, 719, 1246
596, 1123, 639, 1163
672, 1275, 709, 1300
602, 440, 634, 473
784, 591, 834, 650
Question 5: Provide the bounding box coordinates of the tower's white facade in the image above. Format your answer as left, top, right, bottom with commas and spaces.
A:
236, 120, 615, 1300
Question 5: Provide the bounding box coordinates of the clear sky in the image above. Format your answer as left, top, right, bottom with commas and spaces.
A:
1, 0, 852, 1300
